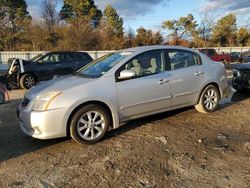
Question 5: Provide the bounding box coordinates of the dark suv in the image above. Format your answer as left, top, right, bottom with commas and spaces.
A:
7, 51, 93, 89
232, 62, 250, 93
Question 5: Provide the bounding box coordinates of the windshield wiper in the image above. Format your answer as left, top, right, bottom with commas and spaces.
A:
76, 73, 98, 78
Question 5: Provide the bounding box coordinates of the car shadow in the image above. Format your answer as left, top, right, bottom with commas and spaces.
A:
105, 107, 192, 140
106, 90, 250, 140
0, 99, 68, 162
218, 90, 250, 110
0, 90, 248, 162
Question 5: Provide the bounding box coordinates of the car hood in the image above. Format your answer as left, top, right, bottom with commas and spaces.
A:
26, 75, 95, 100
233, 62, 250, 71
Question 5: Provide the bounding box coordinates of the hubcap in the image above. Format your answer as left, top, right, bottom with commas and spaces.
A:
25, 76, 35, 87
77, 111, 105, 140
203, 89, 218, 110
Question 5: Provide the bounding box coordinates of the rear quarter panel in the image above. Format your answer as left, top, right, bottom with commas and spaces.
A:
195, 54, 228, 103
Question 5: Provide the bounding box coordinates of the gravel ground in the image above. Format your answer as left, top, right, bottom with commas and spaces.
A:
0, 80, 250, 188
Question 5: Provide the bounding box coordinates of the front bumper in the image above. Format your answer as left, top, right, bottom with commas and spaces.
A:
232, 77, 250, 90
17, 103, 68, 139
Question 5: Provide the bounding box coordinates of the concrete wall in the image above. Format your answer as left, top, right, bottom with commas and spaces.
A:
0, 47, 249, 64
200, 47, 250, 53
0, 51, 115, 64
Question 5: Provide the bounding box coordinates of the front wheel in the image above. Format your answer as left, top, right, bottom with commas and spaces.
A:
70, 104, 110, 144
195, 85, 220, 113
20, 74, 36, 89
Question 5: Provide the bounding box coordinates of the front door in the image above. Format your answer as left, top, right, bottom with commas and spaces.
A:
116, 50, 171, 120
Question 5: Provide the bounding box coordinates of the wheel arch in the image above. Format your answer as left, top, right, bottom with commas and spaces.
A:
66, 100, 117, 137
18, 72, 38, 82
195, 82, 221, 104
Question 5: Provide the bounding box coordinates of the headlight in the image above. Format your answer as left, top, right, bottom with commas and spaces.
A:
32, 91, 62, 111
233, 69, 241, 77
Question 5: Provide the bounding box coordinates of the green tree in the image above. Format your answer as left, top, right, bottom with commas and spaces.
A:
0, 0, 31, 50
237, 27, 249, 46
212, 14, 237, 47
103, 5, 123, 37
135, 27, 163, 46
60, 0, 102, 27
153, 31, 163, 45
162, 14, 197, 45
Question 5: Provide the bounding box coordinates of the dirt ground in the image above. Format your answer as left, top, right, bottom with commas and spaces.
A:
0, 78, 250, 188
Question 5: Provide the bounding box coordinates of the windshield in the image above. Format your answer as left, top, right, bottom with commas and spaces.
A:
77, 52, 132, 78
29, 53, 44, 62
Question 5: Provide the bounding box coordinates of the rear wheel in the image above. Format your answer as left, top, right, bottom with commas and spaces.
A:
20, 74, 36, 89
70, 104, 110, 144
195, 85, 220, 113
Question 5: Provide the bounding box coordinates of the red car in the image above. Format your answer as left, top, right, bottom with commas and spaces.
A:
198, 48, 231, 63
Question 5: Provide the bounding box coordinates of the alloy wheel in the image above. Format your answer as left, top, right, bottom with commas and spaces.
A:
203, 88, 218, 110
25, 76, 35, 88
76, 111, 105, 141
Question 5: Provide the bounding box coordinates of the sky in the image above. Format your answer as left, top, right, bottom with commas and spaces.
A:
26, 0, 250, 34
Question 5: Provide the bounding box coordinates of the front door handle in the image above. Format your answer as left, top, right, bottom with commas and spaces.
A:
158, 79, 169, 85
194, 71, 204, 76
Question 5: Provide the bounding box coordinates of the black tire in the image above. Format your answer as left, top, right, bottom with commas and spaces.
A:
70, 104, 110, 144
195, 85, 220, 113
0, 92, 5, 104
20, 74, 36, 89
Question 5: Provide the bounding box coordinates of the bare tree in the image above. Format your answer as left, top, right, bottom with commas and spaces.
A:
42, 0, 58, 32
195, 8, 219, 47
126, 27, 135, 48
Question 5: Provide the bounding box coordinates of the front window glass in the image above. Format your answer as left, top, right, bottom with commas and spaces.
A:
78, 52, 132, 78
208, 49, 216, 56
30, 54, 43, 62
122, 50, 165, 77
39, 54, 60, 63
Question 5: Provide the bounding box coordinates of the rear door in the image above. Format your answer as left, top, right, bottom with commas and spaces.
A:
60, 52, 91, 74
59, 52, 76, 75
166, 49, 205, 107
75, 52, 93, 69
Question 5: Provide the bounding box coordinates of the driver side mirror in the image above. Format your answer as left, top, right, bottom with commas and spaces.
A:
118, 70, 136, 80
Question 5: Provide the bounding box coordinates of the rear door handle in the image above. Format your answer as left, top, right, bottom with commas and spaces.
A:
194, 71, 204, 76
158, 79, 169, 85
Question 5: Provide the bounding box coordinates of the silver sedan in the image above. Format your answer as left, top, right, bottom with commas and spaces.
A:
18, 46, 229, 144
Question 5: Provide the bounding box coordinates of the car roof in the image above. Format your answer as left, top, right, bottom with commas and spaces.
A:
121, 45, 196, 53
44, 51, 88, 54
